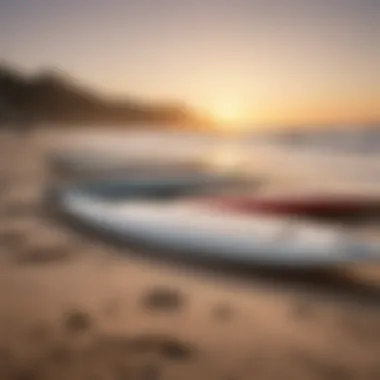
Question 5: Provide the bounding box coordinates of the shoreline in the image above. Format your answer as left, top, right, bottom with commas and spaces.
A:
0, 129, 380, 379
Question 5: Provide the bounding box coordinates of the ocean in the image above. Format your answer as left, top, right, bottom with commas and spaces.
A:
44, 125, 380, 195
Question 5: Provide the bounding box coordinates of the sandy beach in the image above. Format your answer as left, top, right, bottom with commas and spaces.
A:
1, 130, 380, 380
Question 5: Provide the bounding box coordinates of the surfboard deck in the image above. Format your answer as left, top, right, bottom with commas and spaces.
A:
54, 178, 380, 267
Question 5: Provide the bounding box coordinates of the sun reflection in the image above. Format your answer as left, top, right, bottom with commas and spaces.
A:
205, 145, 247, 174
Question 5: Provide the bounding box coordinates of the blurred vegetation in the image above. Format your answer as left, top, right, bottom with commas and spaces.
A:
0, 63, 208, 129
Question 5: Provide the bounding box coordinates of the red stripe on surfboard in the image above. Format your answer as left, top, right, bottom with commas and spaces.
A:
197, 196, 380, 217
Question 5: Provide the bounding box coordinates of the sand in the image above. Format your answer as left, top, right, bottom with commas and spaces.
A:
1, 130, 380, 379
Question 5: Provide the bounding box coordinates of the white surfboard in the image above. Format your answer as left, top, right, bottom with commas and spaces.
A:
56, 179, 380, 267
47, 150, 206, 179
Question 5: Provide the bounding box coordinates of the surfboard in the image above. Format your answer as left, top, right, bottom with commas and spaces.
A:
55, 177, 380, 267
47, 150, 205, 180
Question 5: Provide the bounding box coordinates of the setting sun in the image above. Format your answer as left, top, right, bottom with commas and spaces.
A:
204, 100, 252, 132
210, 102, 244, 123
211, 104, 242, 122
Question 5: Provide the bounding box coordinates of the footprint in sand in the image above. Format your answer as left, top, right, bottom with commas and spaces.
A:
141, 287, 185, 313
128, 334, 196, 361
212, 303, 234, 322
63, 309, 93, 335
65, 334, 194, 378
290, 298, 315, 320
14, 244, 74, 265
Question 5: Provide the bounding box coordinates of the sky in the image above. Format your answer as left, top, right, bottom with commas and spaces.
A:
1, 0, 380, 127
